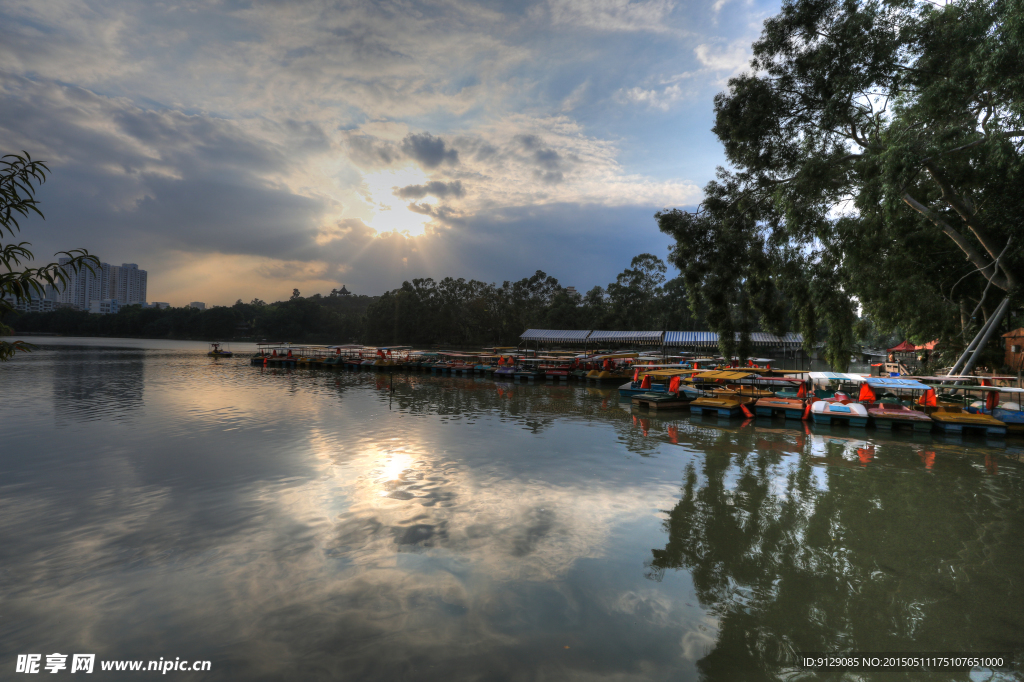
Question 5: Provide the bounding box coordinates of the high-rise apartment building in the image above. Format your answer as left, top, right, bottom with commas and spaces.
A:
113, 264, 147, 306
56, 259, 148, 311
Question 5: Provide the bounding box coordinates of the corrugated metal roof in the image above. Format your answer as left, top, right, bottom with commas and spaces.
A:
522, 329, 806, 347
588, 330, 664, 344
664, 331, 719, 347
519, 329, 592, 343
744, 332, 804, 347
664, 331, 803, 347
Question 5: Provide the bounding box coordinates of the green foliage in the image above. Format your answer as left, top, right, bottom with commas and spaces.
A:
1, 152, 98, 361
12, 256, 712, 347
10, 295, 375, 343
361, 257, 707, 347
658, 0, 1024, 370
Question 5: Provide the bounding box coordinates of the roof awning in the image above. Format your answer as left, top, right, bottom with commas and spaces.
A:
887, 340, 917, 352
746, 332, 804, 348
663, 331, 804, 348
519, 329, 592, 344
664, 331, 719, 347
588, 330, 664, 344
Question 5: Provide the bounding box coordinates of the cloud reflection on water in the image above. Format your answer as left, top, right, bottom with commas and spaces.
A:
1, 349, 1023, 681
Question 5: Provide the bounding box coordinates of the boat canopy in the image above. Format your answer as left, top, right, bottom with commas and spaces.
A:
865, 378, 931, 391
633, 363, 692, 368
590, 352, 639, 360
908, 375, 1018, 383
692, 370, 754, 380
939, 385, 1024, 393
808, 371, 866, 383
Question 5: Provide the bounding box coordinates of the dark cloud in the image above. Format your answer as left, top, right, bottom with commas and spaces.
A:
400, 133, 459, 168
394, 180, 465, 200
534, 170, 564, 184
473, 143, 498, 162
386, 202, 681, 293
407, 202, 435, 215
346, 134, 399, 167
513, 134, 571, 183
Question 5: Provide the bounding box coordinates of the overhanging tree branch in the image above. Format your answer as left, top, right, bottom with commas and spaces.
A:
900, 192, 1011, 290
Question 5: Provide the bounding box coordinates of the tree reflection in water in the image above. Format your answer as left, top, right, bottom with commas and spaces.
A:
648, 432, 1024, 680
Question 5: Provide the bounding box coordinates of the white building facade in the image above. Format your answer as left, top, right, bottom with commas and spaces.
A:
56, 259, 148, 311
0, 292, 59, 314
88, 299, 120, 315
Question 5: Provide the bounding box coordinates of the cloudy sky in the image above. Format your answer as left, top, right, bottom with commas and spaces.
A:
1, 0, 776, 305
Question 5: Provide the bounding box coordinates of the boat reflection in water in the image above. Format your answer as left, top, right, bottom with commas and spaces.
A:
2, 342, 1022, 682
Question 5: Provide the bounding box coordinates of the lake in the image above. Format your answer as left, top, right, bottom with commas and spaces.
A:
2, 338, 1022, 680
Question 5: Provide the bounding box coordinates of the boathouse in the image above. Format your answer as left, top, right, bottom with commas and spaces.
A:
1004, 328, 1024, 372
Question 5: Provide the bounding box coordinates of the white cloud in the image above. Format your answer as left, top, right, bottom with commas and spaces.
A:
620, 83, 686, 111
694, 40, 751, 73
537, 0, 680, 33
0, 0, 745, 300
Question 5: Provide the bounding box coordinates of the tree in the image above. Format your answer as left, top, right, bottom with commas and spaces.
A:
657, 0, 1023, 370
1, 153, 98, 361
607, 253, 668, 330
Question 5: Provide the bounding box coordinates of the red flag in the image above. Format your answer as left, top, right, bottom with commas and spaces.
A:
857, 383, 876, 403
986, 390, 998, 411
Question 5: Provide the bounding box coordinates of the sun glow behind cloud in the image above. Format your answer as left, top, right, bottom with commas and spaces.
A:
360, 166, 436, 237
0, 0, 773, 302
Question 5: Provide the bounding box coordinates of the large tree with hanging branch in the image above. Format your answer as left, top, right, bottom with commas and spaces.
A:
657, 0, 1022, 370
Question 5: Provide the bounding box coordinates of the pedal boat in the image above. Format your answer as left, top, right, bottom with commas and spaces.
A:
755, 396, 805, 419
867, 401, 933, 431
811, 400, 869, 427
930, 406, 1006, 437
207, 342, 233, 358
632, 386, 701, 413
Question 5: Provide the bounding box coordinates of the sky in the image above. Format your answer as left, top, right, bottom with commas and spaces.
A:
0, 0, 779, 306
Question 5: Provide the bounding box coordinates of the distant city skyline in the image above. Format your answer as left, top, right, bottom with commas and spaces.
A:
1, 0, 780, 305
56, 260, 148, 311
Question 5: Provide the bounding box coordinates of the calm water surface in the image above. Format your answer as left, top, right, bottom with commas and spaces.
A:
2, 338, 1023, 681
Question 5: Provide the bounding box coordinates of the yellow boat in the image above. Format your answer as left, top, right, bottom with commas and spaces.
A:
687, 371, 757, 417
688, 395, 745, 417
586, 353, 638, 382
929, 406, 1006, 437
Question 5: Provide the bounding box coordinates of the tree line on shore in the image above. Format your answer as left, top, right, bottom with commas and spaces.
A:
7, 254, 713, 347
